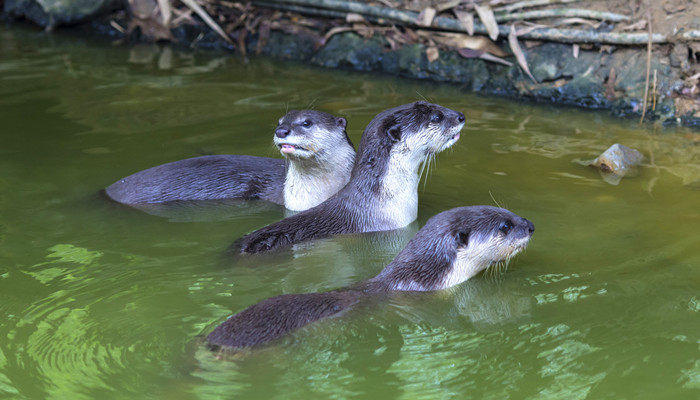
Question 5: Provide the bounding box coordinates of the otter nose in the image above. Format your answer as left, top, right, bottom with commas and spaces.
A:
456, 112, 465, 123
525, 219, 535, 235
275, 128, 290, 138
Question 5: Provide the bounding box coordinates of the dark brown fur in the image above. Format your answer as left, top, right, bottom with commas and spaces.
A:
104, 110, 350, 205
208, 206, 534, 349
236, 101, 465, 254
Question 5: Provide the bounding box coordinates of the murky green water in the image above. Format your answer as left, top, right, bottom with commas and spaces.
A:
1, 24, 700, 399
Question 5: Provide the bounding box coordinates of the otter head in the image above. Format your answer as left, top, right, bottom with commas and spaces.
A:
275, 110, 356, 211
354, 101, 465, 175
348, 102, 465, 229
274, 110, 351, 163
371, 206, 534, 292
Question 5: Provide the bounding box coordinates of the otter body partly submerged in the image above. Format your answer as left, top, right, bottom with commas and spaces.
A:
208, 206, 534, 349
105, 110, 355, 211
236, 101, 465, 254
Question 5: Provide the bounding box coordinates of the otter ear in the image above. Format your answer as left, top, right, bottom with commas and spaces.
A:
456, 230, 470, 246
387, 125, 402, 141
336, 117, 347, 130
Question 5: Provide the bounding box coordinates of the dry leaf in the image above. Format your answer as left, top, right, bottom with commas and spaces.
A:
416, 7, 437, 27
474, 4, 499, 41
324, 26, 354, 42
436, 0, 461, 12
478, 52, 513, 66
453, 10, 474, 36
346, 13, 366, 23
428, 32, 508, 57
157, 0, 171, 27
622, 19, 647, 31
353, 24, 374, 39
180, 0, 233, 44
457, 48, 512, 66
508, 25, 537, 83
426, 46, 439, 62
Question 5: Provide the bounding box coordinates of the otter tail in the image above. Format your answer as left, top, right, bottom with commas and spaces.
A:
207, 290, 363, 349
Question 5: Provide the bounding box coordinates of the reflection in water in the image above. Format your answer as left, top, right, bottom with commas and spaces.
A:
2, 23, 700, 400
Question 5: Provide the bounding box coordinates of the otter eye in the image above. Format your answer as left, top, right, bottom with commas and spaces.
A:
457, 231, 469, 245
430, 113, 443, 124
301, 119, 312, 128
499, 220, 513, 235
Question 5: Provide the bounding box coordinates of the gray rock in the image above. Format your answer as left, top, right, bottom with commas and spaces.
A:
590, 143, 645, 185
4, 0, 123, 28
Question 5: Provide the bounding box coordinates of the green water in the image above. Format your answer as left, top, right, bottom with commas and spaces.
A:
1, 24, 700, 399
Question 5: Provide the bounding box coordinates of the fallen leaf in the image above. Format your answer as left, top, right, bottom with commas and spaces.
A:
457, 48, 512, 67
346, 13, 366, 23
416, 7, 437, 27
324, 26, 354, 42
428, 32, 508, 57
622, 19, 647, 31
436, 0, 461, 12
157, 0, 171, 27
353, 24, 374, 39
181, 0, 234, 44
474, 4, 499, 40
508, 25, 537, 83
453, 10, 474, 36
426, 46, 439, 62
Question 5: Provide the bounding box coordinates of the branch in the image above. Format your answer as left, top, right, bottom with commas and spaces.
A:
494, 0, 577, 14
260, 0, 687, 44
495, 8, 630, 23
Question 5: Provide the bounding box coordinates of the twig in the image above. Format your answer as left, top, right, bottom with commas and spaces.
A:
652, 69, 657, 111
495, 9, 630, 23
255, 1, 349, 19
262, 0, 672, 44
494, 0, 577, 13
157, 0, 172, 27
640, 0, 652, 123
180, 0, 234, 44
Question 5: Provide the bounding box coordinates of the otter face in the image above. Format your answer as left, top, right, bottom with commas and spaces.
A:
274, 110, 349, 161
445, 206, 534, 288
386, 101, 465, 166
376, 206, 534, 292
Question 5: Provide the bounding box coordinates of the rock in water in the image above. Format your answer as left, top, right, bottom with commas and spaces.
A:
590, 143, 644, 185
4, 0, 123, 28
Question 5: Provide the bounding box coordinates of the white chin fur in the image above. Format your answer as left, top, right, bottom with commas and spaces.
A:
280, 148, 314, 159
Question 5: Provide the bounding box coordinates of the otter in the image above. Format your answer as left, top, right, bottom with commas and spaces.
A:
236, 101, 465, 254
104, 110, 355, 212
207, 205, 535, 349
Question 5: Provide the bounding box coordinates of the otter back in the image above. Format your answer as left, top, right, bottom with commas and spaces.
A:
105, 155, 286, 205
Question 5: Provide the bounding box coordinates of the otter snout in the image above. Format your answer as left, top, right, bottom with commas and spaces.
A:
525, 219, 535, 235
456, 112, 465, 123
276, 128, 290, 138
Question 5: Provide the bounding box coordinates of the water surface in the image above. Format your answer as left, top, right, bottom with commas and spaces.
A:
1, 24, 700, 399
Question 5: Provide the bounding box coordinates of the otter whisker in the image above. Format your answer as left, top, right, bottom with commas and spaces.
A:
488, 191, 503, 209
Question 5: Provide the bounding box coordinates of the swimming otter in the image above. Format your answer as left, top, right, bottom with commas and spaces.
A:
104, 110, 355, 212
236, 101, 465, 254
208, 206, 535, 349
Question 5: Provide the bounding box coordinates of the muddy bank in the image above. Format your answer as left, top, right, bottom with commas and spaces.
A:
1, 1, 698, 128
